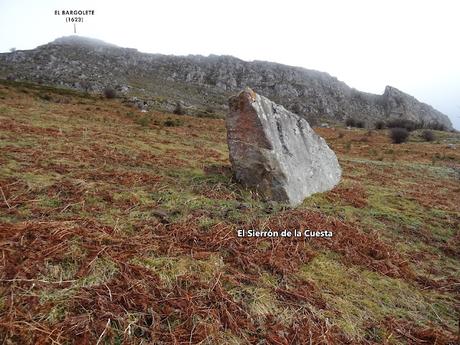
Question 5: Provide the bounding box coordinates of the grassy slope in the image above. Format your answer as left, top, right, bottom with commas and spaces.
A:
0, 80, 459, 344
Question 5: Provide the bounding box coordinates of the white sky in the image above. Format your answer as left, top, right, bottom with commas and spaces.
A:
1, 0, 459, 129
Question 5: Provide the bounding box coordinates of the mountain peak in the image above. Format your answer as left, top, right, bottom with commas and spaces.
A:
50, 36, 119, 48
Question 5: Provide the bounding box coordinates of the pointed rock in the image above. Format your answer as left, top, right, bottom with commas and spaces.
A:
226, 88, 341, 206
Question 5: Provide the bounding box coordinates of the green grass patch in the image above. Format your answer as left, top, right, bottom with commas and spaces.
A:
133, 255, 224, 288
299, 251, 457, 340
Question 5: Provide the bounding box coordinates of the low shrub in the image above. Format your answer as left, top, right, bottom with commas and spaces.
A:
375, 121, 385, 130
164, 118, 182, 127
39, 93, 52, 101
135, 115, 151, 127
386, 119, 420, 132
421, 130, 436, 142
385, 119, 447, 132
345, 118, 356, 127
103, 87, 117, 99
173, 103, 185, 115
390, 127, 409, 144
355, 120, 365, 128
345, 118, 365, 128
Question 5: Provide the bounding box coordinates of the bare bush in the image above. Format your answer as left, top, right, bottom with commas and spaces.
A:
375, 121, 385, 130
421, 130, 435, 142
103, 87, 117, 99
173, 103, 185, 115
390, 127, 409, 144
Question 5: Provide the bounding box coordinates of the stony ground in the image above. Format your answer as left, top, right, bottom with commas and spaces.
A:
0, 80, 459, 344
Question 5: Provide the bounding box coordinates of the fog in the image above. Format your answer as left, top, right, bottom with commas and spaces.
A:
1, 0, 459, 129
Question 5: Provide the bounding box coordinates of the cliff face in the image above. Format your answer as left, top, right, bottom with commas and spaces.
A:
0, 36, 453, 129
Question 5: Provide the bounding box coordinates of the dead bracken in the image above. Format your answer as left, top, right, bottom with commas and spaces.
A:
0, 80, 459, 344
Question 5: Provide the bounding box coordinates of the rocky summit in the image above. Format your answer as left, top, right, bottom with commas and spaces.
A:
0, 36, 453, 130
226, 88, 341, 206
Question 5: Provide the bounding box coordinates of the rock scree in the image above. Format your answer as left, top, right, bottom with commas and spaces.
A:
226, 88, 342, 206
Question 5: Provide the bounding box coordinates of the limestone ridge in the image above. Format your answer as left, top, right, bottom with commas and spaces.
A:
0, 35, 453, 129
226, 88, 342, 206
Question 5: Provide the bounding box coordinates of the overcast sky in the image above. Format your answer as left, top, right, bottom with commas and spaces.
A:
1, 0, 459, 129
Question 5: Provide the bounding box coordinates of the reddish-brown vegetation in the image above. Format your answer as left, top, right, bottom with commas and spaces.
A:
0, 81, 458, 344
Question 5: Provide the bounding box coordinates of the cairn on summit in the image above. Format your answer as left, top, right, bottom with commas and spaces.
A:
226, 88, 341, 206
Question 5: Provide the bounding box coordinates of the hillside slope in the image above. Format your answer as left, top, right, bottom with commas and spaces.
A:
0, 36, 453, 130
0, 80, 459, 344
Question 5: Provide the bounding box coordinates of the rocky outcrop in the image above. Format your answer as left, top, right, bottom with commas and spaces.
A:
382, 86, 449, 126
0, 36, 453, 130
226, 88, 341, 206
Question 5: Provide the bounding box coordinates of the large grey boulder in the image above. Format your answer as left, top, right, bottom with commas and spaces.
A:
226, 88, 341, 206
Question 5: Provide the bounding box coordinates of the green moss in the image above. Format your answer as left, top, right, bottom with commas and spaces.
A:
0, 159, 21, 177
198, 217, 218, 230
39, 287, 75, 305
46, 304, 67, 324
365, 186, 423, 228
79, 257, 119, 287
299, 251, 457, 340
20, 172, 58, 189
228, 284, 295, 326
39, 197, 61, 208
133, 255, 224, 288
300, 192, 330, 209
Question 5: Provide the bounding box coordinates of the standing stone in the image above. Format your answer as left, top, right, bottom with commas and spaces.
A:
226, 88, 341, 206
